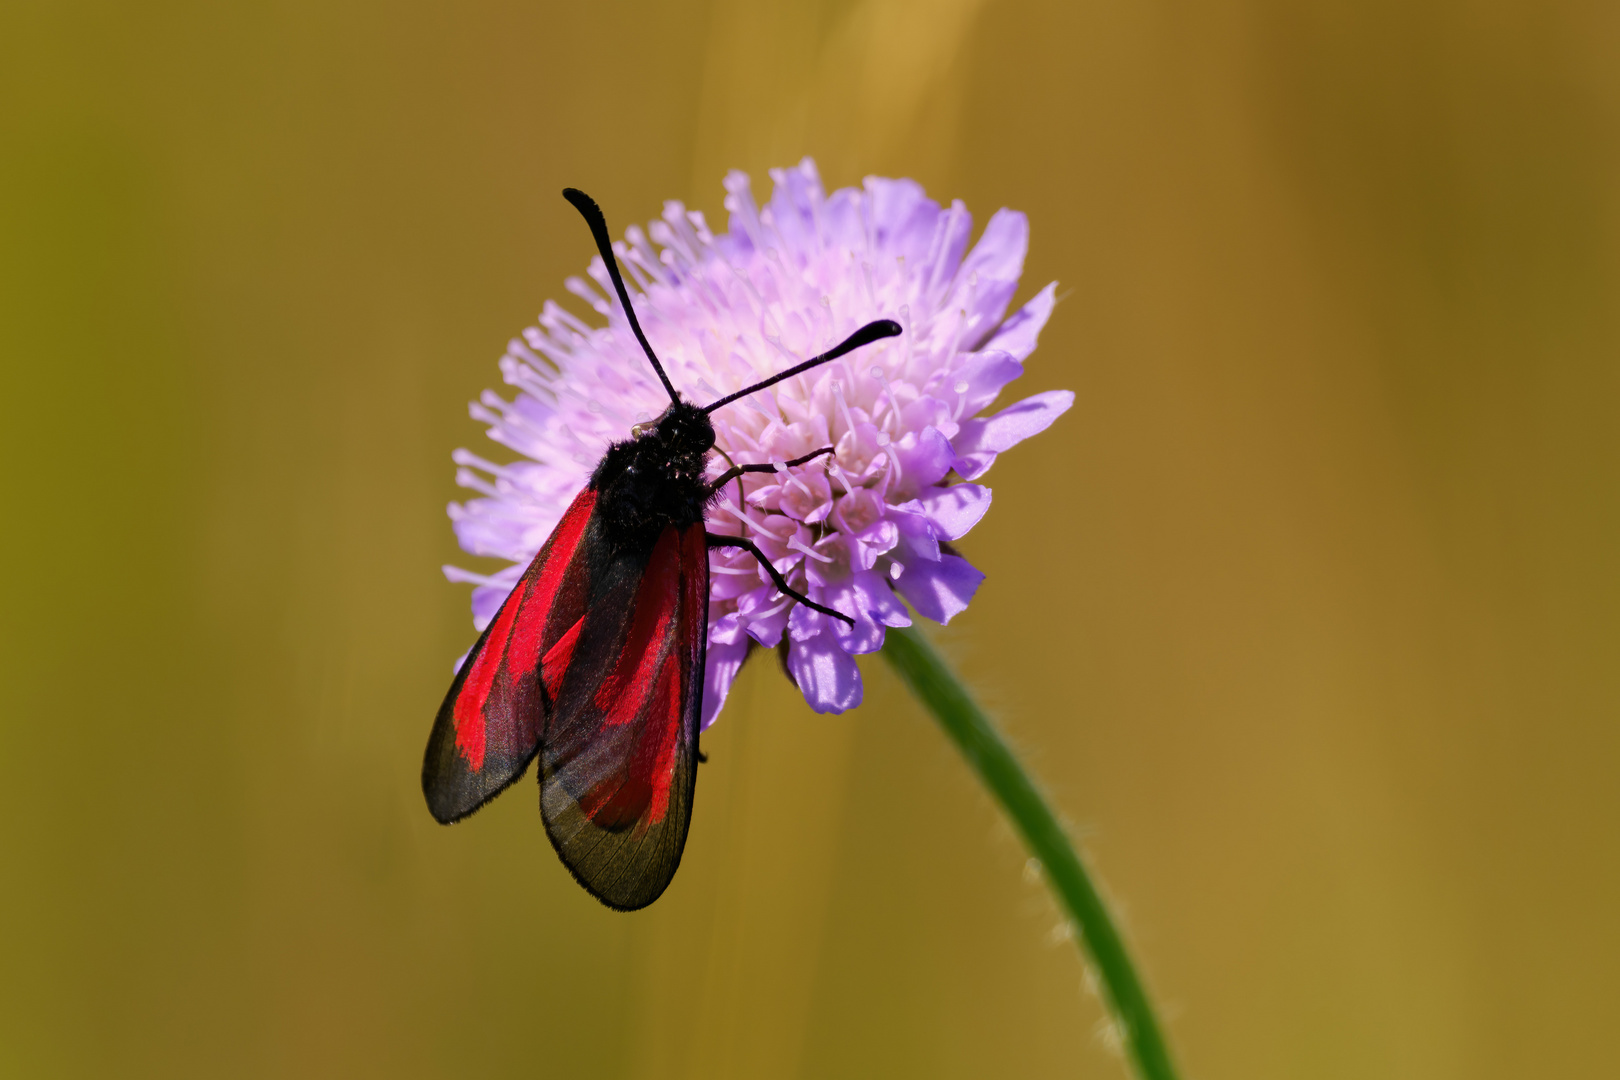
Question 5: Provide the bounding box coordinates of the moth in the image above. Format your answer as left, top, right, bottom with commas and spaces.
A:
423, 188, 899, 910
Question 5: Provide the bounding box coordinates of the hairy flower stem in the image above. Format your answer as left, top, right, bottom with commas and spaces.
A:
882, 625, 1180, 1080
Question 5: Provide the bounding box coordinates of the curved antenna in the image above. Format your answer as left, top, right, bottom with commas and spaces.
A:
702, 320, 902, 415
562, 188, 680, 405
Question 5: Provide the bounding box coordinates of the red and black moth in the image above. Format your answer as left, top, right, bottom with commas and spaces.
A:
423, 188, 900, 910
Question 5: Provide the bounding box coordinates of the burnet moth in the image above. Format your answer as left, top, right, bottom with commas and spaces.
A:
423, 188, 901, 910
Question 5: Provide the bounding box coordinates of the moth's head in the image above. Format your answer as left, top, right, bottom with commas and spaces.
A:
634, 399, 714, 455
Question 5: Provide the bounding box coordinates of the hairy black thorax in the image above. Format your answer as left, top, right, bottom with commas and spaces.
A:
589, 398, 716, 551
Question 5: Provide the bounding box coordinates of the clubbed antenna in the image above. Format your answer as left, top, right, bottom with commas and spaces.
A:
562, 188, 680, 405
702, 320, 903, 414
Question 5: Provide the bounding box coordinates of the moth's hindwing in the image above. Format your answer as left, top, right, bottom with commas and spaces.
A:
538, 522, 708, 911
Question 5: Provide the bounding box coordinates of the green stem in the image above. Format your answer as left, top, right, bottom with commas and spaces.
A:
882, 625, 1180, 1080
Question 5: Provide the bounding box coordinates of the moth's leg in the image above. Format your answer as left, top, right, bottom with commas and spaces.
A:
707, 446, 835, 496
705, 532, 854, 626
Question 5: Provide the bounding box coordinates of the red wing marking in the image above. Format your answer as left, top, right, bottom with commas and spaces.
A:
507, 490, 596, 683
448, 488, 596, 773
577, 642, 684, 832
678, 522, 709, 671
640, 652, 684, 826
541, 616, 584, 703
451, 593, 522, 770
592, 528, 681, 722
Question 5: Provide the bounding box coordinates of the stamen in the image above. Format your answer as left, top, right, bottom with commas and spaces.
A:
748, 595, 794, 621
454, 469, 500, 498
831, 380, 857, 442
712, 561, 764, 576
442, 565, 514, 588
869, 363, 901, 433
612, 240, 654, 292
787, 536, 834, 563
827, 459, 857, 496
652, 208, 699, 265
722, 170, 766, 251
928, 201, 968, 299
451, 447, 500, 472
716, 496, 783, 541
686, 209, 713, 245
949, 381, 973, 422
539, 299, 593, 337
565, 274, 610, 316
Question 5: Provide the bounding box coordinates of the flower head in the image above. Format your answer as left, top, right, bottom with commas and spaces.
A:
446, 159, 1071, 722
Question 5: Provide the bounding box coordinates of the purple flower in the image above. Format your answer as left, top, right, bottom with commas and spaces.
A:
446, 159, 1071, 722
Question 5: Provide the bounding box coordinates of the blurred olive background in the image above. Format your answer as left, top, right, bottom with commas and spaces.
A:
4, 0, 1619, 1076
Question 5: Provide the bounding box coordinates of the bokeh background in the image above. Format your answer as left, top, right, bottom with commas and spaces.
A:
4, 0, 1619, 1076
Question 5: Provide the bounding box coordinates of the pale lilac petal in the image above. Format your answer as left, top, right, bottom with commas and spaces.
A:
892, 426, 955, 493
847, 518, 898, 570
710, 561, 761, 601
945, 350, 1024, 418
456, 563, 522, 631
923, 200, 974, 300
701, 638, 749, 730
763, 158, 825, 257
829, 487, 888, 538
894, 553, 985, 624
787, 601, 826, 643
815, 575, 886, 654
864, 176, 941, 264
721, 169, 765, 254
853, 569, 912, 628
889, 504, 941, 562
787, 629, 864, 713
951, 389, 1075, 480
818, 186, 868, 253
469, 585, 510, 631
738, 586, 791, 648
832, 614, 885, 655
898, 395, 953, 438
915, 483, 992, 541
708, 611, 749, 646
983, 282, 1057, 362
956, 390, 1076, 455
950, 452, 997, 483
949, 208, 1028, 348
958, 208, 1028, 291
449, 501, 549, 562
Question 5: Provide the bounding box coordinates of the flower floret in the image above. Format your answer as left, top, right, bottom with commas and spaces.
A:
446, 159, 1072, 723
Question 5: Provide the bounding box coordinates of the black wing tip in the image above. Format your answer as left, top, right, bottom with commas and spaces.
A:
544, 832, 683, 912
538, 751, 699, 913
584, 878, 672, 913
421, 749, 540, 826
421, 780, 484, 826
540, 805, 689, 913
422, 781, 476, 825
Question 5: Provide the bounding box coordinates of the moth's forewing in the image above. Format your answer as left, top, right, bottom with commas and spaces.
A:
422, 487, 599, 823
539, 522, 707, 911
